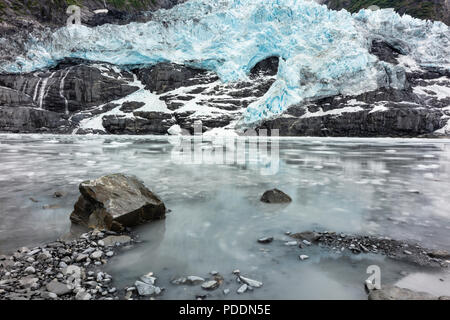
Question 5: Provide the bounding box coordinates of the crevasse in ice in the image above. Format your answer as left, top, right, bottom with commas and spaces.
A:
1, 0, 449, 125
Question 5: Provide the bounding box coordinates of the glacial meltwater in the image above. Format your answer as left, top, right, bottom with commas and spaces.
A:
0, 134, 449, 299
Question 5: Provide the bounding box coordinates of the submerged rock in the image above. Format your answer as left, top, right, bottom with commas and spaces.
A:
70, 173, 166, 231
257, 237, 274, 244
260, 189, 292, 204
290, 231, 321, 243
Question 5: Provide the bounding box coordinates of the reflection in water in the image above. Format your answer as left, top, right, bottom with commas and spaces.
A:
0, 134, 449, 299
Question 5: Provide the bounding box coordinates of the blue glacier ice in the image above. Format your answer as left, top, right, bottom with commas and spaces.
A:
1, 0, 449, 125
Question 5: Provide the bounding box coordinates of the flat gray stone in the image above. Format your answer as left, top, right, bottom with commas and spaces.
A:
46, 279, 72, 296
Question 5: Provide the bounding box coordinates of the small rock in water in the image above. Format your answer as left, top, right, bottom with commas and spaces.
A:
299, 255, 309, 261
404, 250, 413, 255
239, 276, 263, 288
232, 269, 240, 275
302, 240, 312, 246
290, 231, 320, 242
171, 277, 187, 285
285, 241, 298, 246
201, 280, 219, 291
258, 237, 274, 244
223, 289, 230, 295
140, 275, 157, 285
53, 191, 66, 198
237, 284, 248, 294
210, 271, 219, 276
186, 276, 205, 285
260, 189, 292, 203
134, 281, 161, 296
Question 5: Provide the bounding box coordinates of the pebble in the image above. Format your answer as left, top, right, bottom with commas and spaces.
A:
186, 276, 205, 285
299, 255, 309, 261
404, 250, 413, 255
239, 276, 263, 288
135, 281, 161, 296
24, 266, 35, 274
258, 237, 274, 244
237, 284, 248, 294
90, 250, 103, 260
285, 241, 298, 246
140, 275, 157, 285
75, 254, 88, 262
41, 292, 58, 299
201, 280, 219, 290
75, 291, 92, 301
223, 289, 230, 295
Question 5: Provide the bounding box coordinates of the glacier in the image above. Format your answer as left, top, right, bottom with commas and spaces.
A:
0, 0, 449, 125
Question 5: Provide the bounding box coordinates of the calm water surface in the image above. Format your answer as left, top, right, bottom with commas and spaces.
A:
0, 134, 449, 299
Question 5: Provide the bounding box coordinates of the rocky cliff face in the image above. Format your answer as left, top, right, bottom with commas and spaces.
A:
0, 46, 448, 137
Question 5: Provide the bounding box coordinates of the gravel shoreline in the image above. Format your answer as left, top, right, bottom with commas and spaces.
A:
0, 230, 136, 300
1, 228, 449, 300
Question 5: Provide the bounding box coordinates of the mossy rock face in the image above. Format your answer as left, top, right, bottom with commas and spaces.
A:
324, 0, 449, 25
0, 0, 183, 26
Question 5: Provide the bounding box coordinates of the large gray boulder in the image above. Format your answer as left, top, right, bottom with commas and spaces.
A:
70, 174, 166, 231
